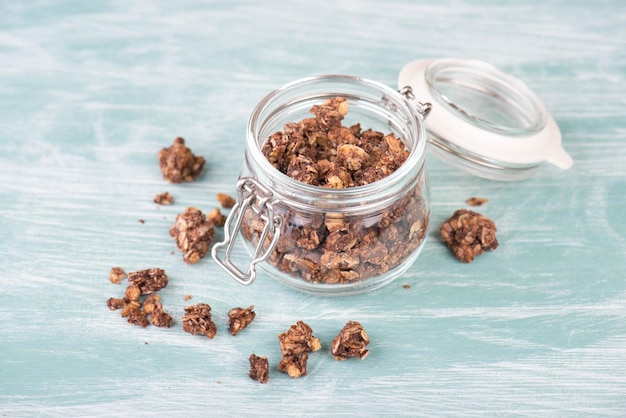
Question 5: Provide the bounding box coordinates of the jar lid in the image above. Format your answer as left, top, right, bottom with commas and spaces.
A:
398, 58, 573, 180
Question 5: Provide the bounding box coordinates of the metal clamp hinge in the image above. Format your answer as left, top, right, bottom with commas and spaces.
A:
211, 178, 283, 286
399, 85, 432, 119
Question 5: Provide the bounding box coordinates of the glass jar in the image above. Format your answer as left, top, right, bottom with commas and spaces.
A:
212, 75, 431, 296
212, 59, 574, 295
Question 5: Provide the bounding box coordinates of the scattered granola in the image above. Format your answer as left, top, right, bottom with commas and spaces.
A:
248, 354, 269, 384
170, 207, 216, 264
128, 268, 169, 294
207, 208, 226, 227
466, 197, 488, 207
277, 321, 322, 356
228, 306, 256, 336
277, 321, 320, 379
154, 191, 173, 205
182, 303, 217, 339
106, 268, 172, 328
158, 137, 206, 183
242, 97, 429, 285
440, 209, 498, 263
330, 321, 370, 361
109, 267, 127, 284
138, 219, 145, 224
217, 193, 236, 209
184, 295, 193, 301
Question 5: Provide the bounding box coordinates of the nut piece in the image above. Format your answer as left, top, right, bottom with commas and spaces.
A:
216, 193, 236, 209
128, 268, 169, 294
169, 207, 216, 264
109, 267, 127, 284
278, 353, 308, 378
228, 305, 256, 336
466, 197, 488, 207
207, 208, 226, 227
330, 321, 370, 361
182, 303, 217, 339
440, 209, 498, 263
248, 354, 269, 384
158, 137, 205, 183
154, 192, 173, 205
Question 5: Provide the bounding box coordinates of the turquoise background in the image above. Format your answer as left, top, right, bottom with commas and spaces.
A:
1, 1, 625, 416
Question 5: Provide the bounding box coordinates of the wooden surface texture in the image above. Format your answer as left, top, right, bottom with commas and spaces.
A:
1, 1, 625, 416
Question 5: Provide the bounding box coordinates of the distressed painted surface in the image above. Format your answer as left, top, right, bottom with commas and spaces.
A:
1, 1, 625, 416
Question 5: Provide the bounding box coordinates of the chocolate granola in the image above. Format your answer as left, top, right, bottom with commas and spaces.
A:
330, 321, 370, 360
242, 97, 429, 285
158, 137, 205, 183
440, 209, 498, 263
181, 303, 217, 339
248, 354, 269, 383
170, 207, 216, 264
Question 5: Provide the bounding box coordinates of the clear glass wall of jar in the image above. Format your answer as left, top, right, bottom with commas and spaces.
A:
213, 75, 431, 295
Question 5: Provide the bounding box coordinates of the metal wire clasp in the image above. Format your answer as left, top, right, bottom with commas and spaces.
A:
399, 85, 432, 119
211, 177, 283, 286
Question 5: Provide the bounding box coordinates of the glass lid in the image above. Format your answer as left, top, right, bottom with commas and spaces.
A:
398, 58, 573, 181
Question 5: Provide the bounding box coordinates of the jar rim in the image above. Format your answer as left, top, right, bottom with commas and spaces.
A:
246, 75, 427, 205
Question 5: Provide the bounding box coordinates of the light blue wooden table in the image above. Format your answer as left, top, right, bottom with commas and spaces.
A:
1, 1, 625, 416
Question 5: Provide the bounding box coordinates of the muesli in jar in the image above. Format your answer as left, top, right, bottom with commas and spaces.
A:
240, 96, 428, 286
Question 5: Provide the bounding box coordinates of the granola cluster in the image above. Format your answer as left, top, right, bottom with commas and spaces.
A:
277, 321, 321, 378
330, 321, 370, 360
181, 303, 217, 339
106, 267, 173, 328
440, 209, 498, 263
248, 354, 269, 384
158, 137, 205, 183
228, 305, 256, 336
128, 268, 169, 294
170, 207, 216, 264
